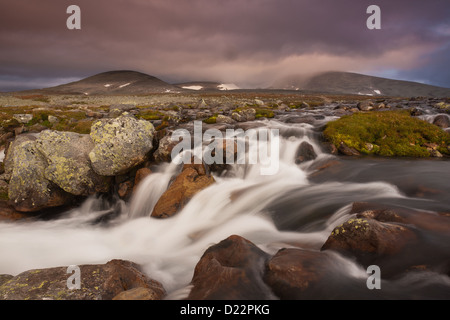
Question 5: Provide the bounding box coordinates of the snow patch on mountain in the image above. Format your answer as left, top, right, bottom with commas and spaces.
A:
182, 85, 203, 91
218, 83, 239, 91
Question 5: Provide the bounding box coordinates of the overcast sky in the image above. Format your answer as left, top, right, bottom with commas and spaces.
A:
1, 0, 449, 91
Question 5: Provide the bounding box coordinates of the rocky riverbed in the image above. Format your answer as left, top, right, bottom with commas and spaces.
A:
0, 92, 449, 300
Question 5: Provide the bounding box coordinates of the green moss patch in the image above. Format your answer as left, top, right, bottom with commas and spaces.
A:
323, 111, 450, 157
136, 110, 164, 121
255, 109, 275, 119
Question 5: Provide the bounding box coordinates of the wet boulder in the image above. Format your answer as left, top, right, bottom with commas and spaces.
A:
133, 167, 152, 193
262, 248, 365, 299
321, 207, 418, 270
263, 248, 329, 299
187, 235, 274, 300
151, 162, 215, 218
295, 141, 317, 164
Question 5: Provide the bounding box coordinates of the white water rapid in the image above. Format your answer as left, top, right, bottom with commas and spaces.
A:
1, 115, 449, 299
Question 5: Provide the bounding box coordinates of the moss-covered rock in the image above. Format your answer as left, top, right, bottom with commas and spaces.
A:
89, 114, 156, 176
323, 111, 450, 157
36, 130, 111, 196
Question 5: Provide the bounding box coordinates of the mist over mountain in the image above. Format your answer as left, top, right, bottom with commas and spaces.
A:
273, 71, 450, 97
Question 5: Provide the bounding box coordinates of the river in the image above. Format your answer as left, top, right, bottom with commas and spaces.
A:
1, 104, 449, 299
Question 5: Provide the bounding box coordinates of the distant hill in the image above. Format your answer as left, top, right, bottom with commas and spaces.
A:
37, 70, 180, 95
273, 71, 450, 97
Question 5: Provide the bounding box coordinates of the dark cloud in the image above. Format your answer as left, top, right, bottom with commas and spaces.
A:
0, 0, 449, 91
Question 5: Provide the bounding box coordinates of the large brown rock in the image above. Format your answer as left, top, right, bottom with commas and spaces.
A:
345, 202, 450, 276
0, 259, 165, 300
133, 167, 152, 193
263, 248, 331, 299
151, 163, 215, 218
187, 235, 274, 300
0, 200, 29, 222
321, 202, 421, 273
112, 287, 162, 300
295, 141, 317, 164
321, 216, 416, 265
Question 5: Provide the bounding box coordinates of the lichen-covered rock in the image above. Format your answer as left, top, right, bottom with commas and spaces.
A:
215, 115, 235, 124
321, 215, 417, 267
36, 130, 111, 196
7, 139, 72, 212
89, 114, 156, 176
0, 274, 13, 287
231, 108, 256, 122
13, 114, 33, 124
0, 259, 165, 300
4, 134, 36, 176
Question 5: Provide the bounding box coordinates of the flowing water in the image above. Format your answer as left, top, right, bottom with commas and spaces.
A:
1, 105, 450, 299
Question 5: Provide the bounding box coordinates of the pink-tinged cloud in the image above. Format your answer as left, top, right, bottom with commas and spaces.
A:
0, 0, 449, 91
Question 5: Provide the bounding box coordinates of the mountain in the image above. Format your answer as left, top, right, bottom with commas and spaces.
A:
273, 71, 450, 97
38, 70, 180, 95
9, 70, 450, 97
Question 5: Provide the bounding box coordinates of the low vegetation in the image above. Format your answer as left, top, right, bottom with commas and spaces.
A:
323, 110, 450, 157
